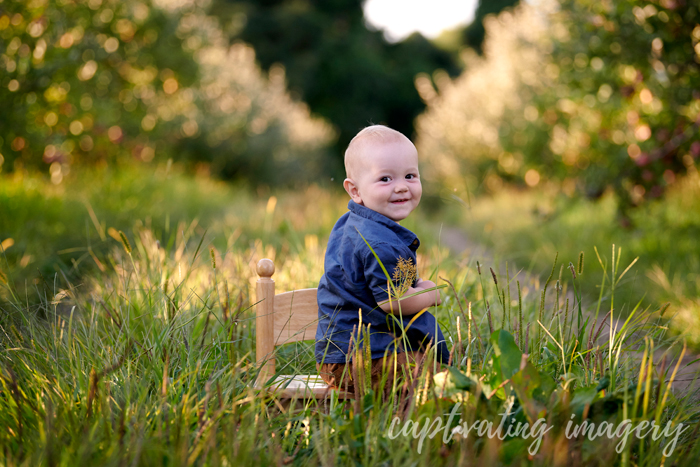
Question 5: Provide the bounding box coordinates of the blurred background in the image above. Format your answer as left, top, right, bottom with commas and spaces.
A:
1, 0, 700, 340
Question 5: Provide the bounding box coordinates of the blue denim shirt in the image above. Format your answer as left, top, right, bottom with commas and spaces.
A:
315, 201, 450, 364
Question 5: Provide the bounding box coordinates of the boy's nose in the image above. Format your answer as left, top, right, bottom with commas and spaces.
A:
395, 184, 408, 193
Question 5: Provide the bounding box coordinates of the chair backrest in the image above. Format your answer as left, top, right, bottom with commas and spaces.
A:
256, 258, 318, 380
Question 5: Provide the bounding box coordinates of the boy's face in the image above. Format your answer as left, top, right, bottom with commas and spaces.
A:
344, 138, 422, 222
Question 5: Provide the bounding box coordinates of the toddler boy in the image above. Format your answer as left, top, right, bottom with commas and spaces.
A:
315, 125, 450, 397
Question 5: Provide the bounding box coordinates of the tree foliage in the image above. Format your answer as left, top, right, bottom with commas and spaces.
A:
523, 0, 700, 211
462, 0, 520, 53
210, 0, 461, 158
0, 0, 193, 173
0, 0, 333, 185
417, 0, 700, 214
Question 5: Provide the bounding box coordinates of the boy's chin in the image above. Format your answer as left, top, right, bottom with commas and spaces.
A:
365, 202, 416, 222
385, 209, 413, 222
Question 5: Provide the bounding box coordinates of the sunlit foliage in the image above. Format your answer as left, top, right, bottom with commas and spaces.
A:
461, 0, 520, 53
209, 0, 464, 167
0, 0, 334, 184
416, 0, 699, 213
416, 5, 545, 199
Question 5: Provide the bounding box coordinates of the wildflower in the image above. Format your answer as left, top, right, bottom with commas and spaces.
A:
391, 257, 418, 297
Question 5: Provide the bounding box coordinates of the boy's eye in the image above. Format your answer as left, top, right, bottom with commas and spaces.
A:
405, 174, 416, 180
379, 176, 390, 182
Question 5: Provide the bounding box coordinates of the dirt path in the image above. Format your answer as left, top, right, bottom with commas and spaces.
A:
438, 226, 700, 398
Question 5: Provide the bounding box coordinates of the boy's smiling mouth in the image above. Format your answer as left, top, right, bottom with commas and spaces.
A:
391, 198, 410, 204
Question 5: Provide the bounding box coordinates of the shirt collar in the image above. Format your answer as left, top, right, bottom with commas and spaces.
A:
348, 200, 420, 250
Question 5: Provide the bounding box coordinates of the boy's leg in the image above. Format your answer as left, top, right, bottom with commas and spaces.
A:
317, 351, 427, 399
317, 362, 353, 395
371, 351, 425, 400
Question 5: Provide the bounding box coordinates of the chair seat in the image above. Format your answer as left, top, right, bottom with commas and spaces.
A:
257, 374, 352, 399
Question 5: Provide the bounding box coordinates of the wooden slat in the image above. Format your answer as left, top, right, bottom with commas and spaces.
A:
273, 288, 319, 345
268, 374, 351, 399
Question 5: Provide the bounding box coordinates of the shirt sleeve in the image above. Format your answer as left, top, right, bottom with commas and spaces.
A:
362, 242, 416, 305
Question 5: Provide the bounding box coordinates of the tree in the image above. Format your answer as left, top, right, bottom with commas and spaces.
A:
513, 0, 700, 213
0, 0, 197, 173
416, 1, 700, 216
0, 0, 333, 185
209, 0, 461, 165
463, 0, 520, 53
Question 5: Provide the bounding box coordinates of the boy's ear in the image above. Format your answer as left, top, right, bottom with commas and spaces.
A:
343, 178, 363, 205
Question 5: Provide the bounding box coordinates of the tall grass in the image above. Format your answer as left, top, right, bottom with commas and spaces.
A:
447, 171, 700, 346
1, 172, 699, 465
0, 164, 351, 300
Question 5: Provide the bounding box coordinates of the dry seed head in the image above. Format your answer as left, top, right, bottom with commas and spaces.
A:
118, 231, 132, 255
569, 262, 577, 279
210, 247, 216, 269
391, 257, 417, 297
477, 261, 481, 275
490, 267, 498, 285
485, 299, 493, 334
525, 323, 530, 355
578, 251, 584, 275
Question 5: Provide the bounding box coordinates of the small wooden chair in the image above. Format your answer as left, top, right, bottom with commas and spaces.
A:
255, 258, 349, 399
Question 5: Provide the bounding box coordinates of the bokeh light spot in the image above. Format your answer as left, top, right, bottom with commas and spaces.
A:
44, 112, 58, 126
11, 137, 25, 151
59, 33, 73, 48
525, 169, 540, 187
108, 126, 123, 142
163, 78, 179, 94
69, 120, 84, 135
104, 37, 119, 53
635, 124, 651, 141
627, 143, 641, 159
80, 135, 94, 151
78, 60, 98, 81
141, 115, 157, 131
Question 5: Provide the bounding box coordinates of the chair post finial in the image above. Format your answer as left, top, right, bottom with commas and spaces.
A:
256, 258, 275, 278
256, 257, 276, 382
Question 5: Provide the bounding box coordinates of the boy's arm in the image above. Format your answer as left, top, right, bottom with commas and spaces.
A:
377, 279, 442, 316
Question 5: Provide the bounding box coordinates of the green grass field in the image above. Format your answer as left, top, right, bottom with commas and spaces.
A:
1, 165, 699, 465
447, 172, 700, 347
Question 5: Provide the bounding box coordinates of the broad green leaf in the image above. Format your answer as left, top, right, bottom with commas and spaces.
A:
490, 330, 522, 381
511, 361, 545, 423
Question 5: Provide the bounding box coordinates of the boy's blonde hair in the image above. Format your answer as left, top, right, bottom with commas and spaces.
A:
344, 125, 413, 179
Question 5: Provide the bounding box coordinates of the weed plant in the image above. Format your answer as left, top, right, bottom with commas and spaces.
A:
1, 205, 699, 465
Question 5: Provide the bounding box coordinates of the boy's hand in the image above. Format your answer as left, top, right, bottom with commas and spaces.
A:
415, 279, 442, 305
379, 278, 442, 314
